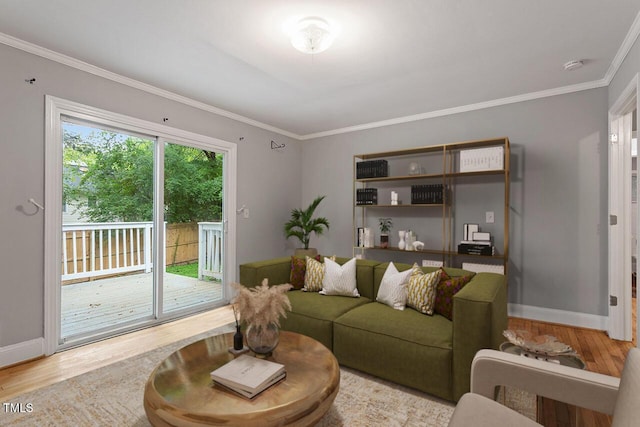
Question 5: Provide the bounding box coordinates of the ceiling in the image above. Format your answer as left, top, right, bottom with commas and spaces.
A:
1, 0, 639, 139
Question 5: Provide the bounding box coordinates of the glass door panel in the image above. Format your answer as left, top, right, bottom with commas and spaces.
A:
162, 141, 224, 313
61, 121, 156, 342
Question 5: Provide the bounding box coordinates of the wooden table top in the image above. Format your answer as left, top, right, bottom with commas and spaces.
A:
144, 330, 340, 427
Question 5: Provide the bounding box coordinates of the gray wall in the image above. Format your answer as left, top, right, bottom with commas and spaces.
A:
301, 88, 609, 316
609, 36, 639, 108
1, 34, 630, 350
0, 43, 302, 348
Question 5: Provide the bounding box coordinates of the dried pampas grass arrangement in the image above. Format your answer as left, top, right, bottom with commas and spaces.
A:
232, 279, 293, 329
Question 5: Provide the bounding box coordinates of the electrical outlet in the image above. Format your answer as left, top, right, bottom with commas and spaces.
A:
485, 211, 494, 223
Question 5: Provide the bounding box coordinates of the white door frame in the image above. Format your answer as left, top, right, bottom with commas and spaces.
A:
608, 73, 638, 342
44, 96, 237, 354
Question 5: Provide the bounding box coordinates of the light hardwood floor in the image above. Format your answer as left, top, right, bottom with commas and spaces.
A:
0, 304, 636, 427
509, 299, 637, 427
0, 305, 235, 401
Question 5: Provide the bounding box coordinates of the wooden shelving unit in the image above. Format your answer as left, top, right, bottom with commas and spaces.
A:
353, 137, 510, 273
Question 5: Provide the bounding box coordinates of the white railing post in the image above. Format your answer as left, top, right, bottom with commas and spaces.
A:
62, 230, 69, 276
198, 222, 223, 281
62, 221, 213, 282
144, 222, 152, 273
163, 221, 167, 273
61, 221, 154, 281
198, 223, 205, 280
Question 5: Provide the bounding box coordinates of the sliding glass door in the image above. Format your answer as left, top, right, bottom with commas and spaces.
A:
61, 121, 156, 342
52, 106, 231, 349
162, 141, 225, 313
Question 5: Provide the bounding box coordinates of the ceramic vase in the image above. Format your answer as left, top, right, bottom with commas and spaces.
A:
398, 230, 406, 250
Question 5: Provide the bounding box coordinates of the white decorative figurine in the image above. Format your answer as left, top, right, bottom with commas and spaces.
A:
412, 241, 425, 251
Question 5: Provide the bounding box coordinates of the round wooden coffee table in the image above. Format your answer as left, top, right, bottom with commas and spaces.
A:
144, 330, 340, 427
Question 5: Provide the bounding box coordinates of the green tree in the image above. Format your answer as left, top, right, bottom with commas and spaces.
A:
64, 129, 222, 223
164, 144, 223, 222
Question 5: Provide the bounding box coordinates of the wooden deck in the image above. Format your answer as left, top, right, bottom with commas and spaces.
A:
61, 272, 223, 338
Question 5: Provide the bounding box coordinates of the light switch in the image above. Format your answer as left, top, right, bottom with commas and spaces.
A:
243, 208, 250, 219
486, 211, 494, 223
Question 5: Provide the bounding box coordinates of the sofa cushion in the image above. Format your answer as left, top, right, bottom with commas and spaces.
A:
334, 302, 453, 399
376, 261, 412, 310
303, 256, 335, 292
280, 290, 371, 349
335, 301, 453, 347
287, 290, 370, 321
406, 266, 441, 314
239, 256, 292, 288
435, 270, 474, 320
334, 257, 379, 300
373, 262, 475, 297
289, 255, 320, 290
321, 257, 359, 297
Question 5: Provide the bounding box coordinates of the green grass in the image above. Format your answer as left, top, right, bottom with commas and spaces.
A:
166, 262, 199, 278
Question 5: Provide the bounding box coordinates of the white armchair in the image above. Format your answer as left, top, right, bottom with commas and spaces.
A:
448, 347, 639, 426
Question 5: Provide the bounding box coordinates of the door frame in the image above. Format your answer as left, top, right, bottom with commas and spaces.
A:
608, 73, 638, 342
44, 96, 237, 354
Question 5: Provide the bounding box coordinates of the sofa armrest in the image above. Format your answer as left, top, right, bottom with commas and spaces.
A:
451, 272, 508, 401
239, 257, 292, 288
471, 349, 620, 415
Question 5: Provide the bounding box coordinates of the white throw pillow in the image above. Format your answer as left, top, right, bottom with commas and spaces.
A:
376, 262, 413, 310
320, 257, 359, 297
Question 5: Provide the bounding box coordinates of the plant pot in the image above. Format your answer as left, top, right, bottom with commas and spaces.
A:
380, 234, 389, 248
294, 248, 318, 258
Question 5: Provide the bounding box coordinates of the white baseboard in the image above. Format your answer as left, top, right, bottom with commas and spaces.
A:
508, 303, 608, 331
0, 338, 45, 369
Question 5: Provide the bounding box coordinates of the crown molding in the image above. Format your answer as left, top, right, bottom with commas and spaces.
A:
603, 10, 640, 84
299, 79, 608, 140
1, 17, 636, 142
0, 32, 300, 140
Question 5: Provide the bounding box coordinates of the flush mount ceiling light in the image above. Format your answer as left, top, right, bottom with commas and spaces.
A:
290, 17, 335, 54
563, 60, 584, 71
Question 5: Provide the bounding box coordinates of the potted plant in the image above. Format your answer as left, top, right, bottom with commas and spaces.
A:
284, 195, 330, 257
232, 280, 292, 356
378, 217, 392, 248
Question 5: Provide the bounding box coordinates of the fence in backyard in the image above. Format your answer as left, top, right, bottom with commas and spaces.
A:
62, 221, 223, 282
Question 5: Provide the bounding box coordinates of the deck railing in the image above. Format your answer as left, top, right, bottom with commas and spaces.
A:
198, 222, 224, 280
62, 221, 224, 282
62, 222, 160, 281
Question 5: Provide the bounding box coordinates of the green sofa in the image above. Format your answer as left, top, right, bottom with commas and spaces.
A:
239, 256, 507, 402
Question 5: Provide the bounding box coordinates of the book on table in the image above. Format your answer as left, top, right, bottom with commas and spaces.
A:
210, 354, 286, 399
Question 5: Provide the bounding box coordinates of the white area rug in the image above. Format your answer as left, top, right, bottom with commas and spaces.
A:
4, 325, 455, 426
